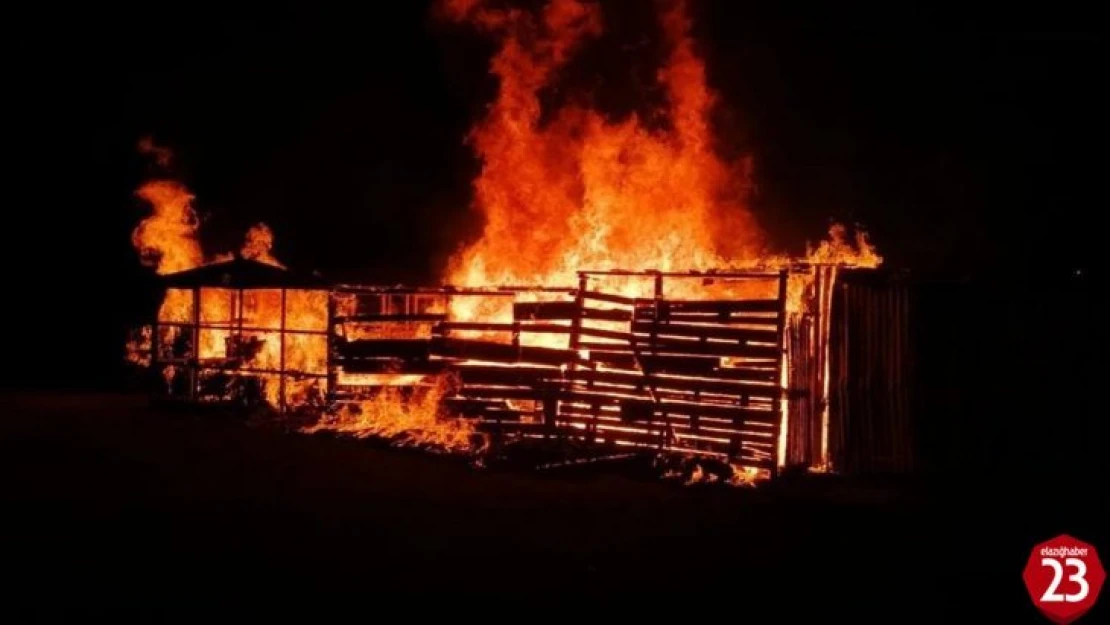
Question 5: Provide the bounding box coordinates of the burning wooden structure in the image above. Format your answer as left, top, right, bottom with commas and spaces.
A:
131, 260, 896, 477
142, 257, 331, 412
124, 0, 905, 479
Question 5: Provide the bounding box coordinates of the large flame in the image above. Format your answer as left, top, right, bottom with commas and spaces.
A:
443, 0, 763, 293
132, 180, 203, 275
442, 0, 880, 298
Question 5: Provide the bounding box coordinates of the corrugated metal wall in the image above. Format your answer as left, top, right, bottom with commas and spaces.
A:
828, 270, 915, 475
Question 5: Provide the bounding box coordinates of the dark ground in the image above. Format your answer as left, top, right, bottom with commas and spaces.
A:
1, 391, 1103, 620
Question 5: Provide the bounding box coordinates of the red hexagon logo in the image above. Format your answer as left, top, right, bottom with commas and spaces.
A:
1023, 535, 1105, 624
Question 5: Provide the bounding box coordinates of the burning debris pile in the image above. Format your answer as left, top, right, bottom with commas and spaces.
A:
126, 0, 882, 480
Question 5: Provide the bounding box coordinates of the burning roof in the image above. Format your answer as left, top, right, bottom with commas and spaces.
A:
159, 257, 328, 290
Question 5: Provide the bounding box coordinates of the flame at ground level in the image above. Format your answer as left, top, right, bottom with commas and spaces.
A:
303, 379, 485, 453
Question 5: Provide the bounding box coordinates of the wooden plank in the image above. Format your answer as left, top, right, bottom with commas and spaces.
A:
513, 301, 577, 320
456, 365, 563, 386
634, 336, 781, 359
335, 313, 447, 323
581, 307, 632, 322
579, 290, 639, 306
557, 402, 777, 430
338, 359, 448, 374
630, 320, 779, 344
432, 337, 577, 366
439, 321, 628, 343
655, 299, 781, 314
579, 338, 779, 360
453, 385, 558, 400
713, 366, 779, 383
443, 397, 507, 416
339, 339, 431, 360
565, 368, 780, 400
559, 408, 777, 441
557, 390, 780, 424
634, 309, 778, 325
584, 350, 719, 373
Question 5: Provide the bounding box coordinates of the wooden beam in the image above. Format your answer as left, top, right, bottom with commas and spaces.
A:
630, 320, 779, 344
339, 339, 432, 360
432, 337, 578, 366
513, 301, 577, 320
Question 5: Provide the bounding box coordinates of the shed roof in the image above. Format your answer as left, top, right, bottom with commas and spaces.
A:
159, 257, 329, 290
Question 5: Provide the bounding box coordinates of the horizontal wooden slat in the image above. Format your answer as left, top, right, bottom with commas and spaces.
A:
557, 390, 780, 424
584, 350, 719, 374
453, 385, 560, 400
438, 321, 631, 344
581, 307, 633, 322
432, 337, 578, 366
513, 301, 577, 320
443, 397, 516, 416
579, 338, 779, 360
655, 299, 781, 314
634, 309, 778, 325
335, 314, 446, 323
577, 358, 778, 384
712, 366, 780, 383
337, 359, 448, 374
579, 290, 638, 306
456, 365, 563, 386
630, 320, 779, 344
556, 403, 777, 433
565, 368, 779, 400
339, 339, 431, 360
558, 409, 776, 442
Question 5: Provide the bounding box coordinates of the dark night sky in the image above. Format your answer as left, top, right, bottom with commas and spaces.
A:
6, 0, 1104, 385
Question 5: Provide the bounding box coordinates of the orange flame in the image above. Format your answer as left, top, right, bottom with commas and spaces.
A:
442, 0, 763, 294
241, 222, 285, 268
304, 377, 484, 453
132, 180, 203, 275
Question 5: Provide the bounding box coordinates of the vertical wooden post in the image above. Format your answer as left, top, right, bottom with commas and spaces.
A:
772, 269, 788, 478
150, 293, 159, 377
279, 288, 287, 413
326, 289, 337, 407
812, 266, 823, 467
237, 288, 244, 352
190, 287, 200, 401
565, 273, 588, 438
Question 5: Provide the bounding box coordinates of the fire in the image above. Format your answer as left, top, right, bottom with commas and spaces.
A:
442, 0, 763, 297
241, 223, 284, 268
305, 378, 484, 453
129, 141, 329, 408
442, 0, 879, 303
126, 2, 886, 475
132, 180, 203, 275
806, 224, 882, 268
